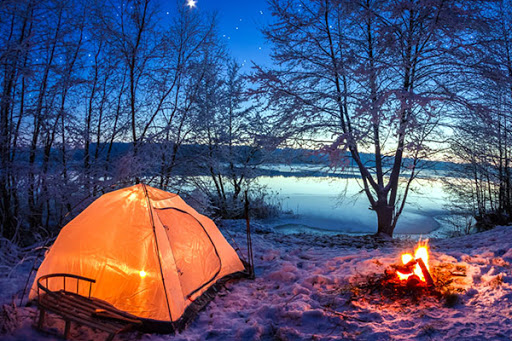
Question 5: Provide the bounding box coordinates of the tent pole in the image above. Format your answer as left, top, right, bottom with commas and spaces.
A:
244, 191, 255, 279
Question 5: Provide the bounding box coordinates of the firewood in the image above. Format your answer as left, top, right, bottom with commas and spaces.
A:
406, 274, 422, 288
395, 259, 417, 274
416, 258, 434, 287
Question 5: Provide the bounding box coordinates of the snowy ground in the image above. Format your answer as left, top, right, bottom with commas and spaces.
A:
1, 223, 512, 340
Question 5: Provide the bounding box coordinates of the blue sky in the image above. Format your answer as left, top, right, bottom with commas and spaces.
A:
160, 0, 273, 70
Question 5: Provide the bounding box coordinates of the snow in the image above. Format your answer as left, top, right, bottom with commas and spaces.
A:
1, 224, 512, 340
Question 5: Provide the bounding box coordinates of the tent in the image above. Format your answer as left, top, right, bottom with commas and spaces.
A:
29, 183, 247, 332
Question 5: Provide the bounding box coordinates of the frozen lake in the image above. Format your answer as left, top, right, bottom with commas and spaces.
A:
254, 166, 452, 237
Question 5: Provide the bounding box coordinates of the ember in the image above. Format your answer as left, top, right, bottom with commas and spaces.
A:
395, 240, 434, 287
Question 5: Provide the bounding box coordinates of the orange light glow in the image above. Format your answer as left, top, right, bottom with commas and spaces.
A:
396, 240, 430, 282
139, 270, 147, 278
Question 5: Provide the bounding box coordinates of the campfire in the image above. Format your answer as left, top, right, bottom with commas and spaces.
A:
394, 240, 434, 287
349, 239, 468, 307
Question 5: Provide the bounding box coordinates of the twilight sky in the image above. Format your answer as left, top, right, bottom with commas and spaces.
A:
160, 0, 273, 70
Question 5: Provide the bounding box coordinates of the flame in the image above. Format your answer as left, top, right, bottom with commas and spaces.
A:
396, 240, 430, 282
401, 253, 413, 264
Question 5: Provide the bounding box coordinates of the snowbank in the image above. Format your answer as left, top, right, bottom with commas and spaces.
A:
1, 224, 511, 340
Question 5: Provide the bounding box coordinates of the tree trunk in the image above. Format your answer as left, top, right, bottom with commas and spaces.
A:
375, 204, 394, 237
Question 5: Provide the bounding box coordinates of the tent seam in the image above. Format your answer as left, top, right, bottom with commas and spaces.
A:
141, 183, 173, 323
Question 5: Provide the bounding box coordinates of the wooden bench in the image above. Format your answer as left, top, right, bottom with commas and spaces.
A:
35, 273, 141, 341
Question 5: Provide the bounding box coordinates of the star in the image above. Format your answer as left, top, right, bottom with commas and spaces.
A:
186, 0, 196, 8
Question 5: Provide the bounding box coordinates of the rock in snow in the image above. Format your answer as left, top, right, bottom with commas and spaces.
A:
1, 223, 511, 340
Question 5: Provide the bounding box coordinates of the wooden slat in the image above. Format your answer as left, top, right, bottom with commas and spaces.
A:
38, 303, 121, 335
40, 296, 95, 319
37, 293, 132, 335
61, 314, 121, 334
38, 301, 122, 334
35, 273, 141, 340
61, 292, 140, 322
92, 310, 141, 325
89, 297, 141, 320
43, 291, 138, 325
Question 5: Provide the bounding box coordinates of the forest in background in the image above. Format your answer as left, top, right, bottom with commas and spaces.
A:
1, 0, 512, 242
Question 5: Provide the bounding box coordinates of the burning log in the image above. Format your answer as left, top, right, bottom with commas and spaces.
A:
395, 259, 417, 274
416, 257, 434, 287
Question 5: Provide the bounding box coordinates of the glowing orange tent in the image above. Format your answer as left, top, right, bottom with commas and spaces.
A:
29, 184, 246, 331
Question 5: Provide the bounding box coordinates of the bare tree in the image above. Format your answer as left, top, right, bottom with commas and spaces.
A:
0, 0, 246, 241
252, 0, 477, 236
191, 57, 266, 218
446, 0, 512, 229
155, 5, 220, 188
0, 0, 34, 239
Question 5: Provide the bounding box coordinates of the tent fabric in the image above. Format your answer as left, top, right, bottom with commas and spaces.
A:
29, 184, 245, 326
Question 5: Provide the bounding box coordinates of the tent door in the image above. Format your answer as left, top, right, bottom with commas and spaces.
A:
155, 208, 221, 299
